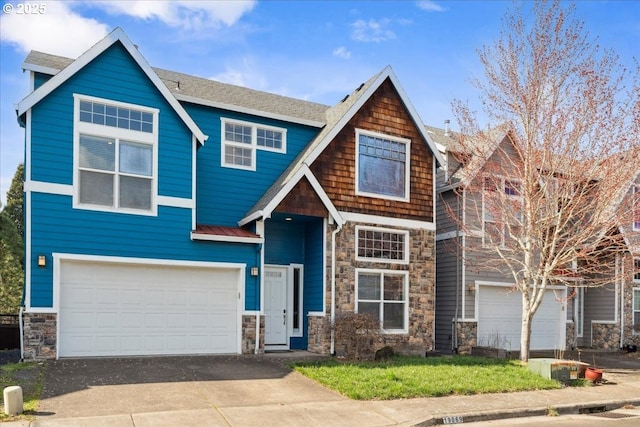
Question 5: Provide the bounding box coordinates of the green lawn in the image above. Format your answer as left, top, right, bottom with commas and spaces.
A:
0, 361, 45, 421
292, 355, 564, 400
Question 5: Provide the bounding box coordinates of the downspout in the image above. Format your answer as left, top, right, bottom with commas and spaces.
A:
453, 190, 461, 352
329, 218, 343, 355
255, 242, 262, 354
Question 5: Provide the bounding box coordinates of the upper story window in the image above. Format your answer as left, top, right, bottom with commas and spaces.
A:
221, 118, 286, 171
483, 175, 522, 247
634, 258, 640, 283
356, 226, 409, 264
74, 95, 158, 215
633, 185, 640, 231
356, 129, 410, 202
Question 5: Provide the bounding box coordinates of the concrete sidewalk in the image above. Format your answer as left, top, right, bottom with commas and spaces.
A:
4, 351, 640, 426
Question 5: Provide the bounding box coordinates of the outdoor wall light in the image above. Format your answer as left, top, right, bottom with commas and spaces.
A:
38, 255, 46, 267
250, 266, 259, 276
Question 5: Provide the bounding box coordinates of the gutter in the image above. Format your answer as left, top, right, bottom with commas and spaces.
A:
329, 219, 343, 355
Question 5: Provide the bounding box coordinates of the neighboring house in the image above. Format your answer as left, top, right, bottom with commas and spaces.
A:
17, 28, 443, 360
433, 123, 639, 354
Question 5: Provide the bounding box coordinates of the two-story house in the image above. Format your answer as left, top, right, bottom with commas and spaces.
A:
433, 124, 639, 354
17, 28, 444, 360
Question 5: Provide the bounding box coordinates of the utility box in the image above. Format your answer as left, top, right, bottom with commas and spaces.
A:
528, 358, 589, 383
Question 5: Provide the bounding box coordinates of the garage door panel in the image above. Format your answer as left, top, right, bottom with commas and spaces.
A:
59, 260, 241, 357
478, 285, 565, 351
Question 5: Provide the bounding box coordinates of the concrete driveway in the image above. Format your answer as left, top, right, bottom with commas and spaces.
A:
35, 353, 400, 427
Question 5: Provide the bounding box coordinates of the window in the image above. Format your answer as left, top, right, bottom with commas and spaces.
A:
356, 269, 408, 332
356, 129, 410, 201
356, 226, 409, 264
74, 95, 157, 214
221, 119, 286, 170
634, 288, 640, 333
483, 176, 522, 247
634, 259, 640, 283
634, 185, 640, 231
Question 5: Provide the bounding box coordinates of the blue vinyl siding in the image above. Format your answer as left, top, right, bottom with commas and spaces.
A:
264, 221, 305, 265
29, 192, 260, 310
185, 103, 319, 226
30, 42, 193, 199
34, 72, 52, 90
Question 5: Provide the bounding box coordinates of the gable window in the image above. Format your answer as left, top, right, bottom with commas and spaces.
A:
356, 269, 408, 333
356, 129, 410, 201
634, 185, 640, 231
74, 95, 158, 214
483, 176, 522, 247
356, 226, 409, 264
221, 118, 286, 171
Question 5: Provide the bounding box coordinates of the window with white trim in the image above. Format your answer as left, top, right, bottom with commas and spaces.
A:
221, 118, 286, 170
356, 226, 409, 264
483, 176, 522, 247
356, 129, 410, 201
633, 185, 640, 231
356, 269, 408, 332
74, 95, 158, 214
634, 258, 640, 283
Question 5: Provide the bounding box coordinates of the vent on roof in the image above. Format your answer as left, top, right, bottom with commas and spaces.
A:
340, 94, 349, 103
444, 119, 451, 137
356, 82, 365, 92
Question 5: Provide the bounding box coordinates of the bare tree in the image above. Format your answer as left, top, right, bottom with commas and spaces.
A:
449, 0, 639, 362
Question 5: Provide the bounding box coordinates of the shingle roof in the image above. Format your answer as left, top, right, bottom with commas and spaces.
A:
22, 50, 330, 127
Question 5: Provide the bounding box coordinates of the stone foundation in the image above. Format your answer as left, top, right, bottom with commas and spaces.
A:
455, 321, 477, 353
23, 312, 57, 360
591, 323, 620, 349
307, 315, 330, 354
565, 322, 575, 349
242, 314, 265, 354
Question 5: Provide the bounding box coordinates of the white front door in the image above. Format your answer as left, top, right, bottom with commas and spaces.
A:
264, 266, 288, 348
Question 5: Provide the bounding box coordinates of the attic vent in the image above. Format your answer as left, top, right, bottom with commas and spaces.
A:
340, 94, 349, 103
356, 82, 365, 92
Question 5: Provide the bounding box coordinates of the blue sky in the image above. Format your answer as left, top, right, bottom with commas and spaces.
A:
0, 0, 638, 206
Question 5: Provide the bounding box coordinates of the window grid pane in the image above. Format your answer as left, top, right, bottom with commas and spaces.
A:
79, 101, 153, 133
358, 134, 406, 198
256, 128, 283, 149
358, 229, 405, 260
79, 135, 115, 171
225, 145, 253, 167
225, 123, 252, 144
356, 272, 406, 331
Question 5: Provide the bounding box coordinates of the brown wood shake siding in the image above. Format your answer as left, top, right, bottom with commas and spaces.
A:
310, 78, 434, 221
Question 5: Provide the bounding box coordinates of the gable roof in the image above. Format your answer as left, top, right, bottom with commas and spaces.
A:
21, 51, 329, 129
17, 27, 207, 144
240, 66, 445, 226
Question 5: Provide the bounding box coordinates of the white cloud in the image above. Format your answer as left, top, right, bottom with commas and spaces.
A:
91, 0, 256, 31
416, 1, 446, 12
333, 46, 351, 59
0, 1, 109, 57
351, 19, 396, 42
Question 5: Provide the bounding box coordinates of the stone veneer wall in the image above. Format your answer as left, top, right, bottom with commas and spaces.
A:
307, 315, 331, 354
317, 222, 436, 356
23, 312, 57, 360
242, 315, 265, 354
591, 323, 620, 349
565, 322, 575, 350
455, 321, 477, 354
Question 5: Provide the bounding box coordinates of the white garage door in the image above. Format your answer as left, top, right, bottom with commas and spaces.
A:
477, 285, 565, 351
59, 260, 241, 357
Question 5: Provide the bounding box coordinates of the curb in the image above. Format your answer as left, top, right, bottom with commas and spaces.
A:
413, 398, 640, 426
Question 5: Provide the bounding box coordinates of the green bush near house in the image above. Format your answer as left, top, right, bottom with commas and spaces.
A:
292, 355, 563, 400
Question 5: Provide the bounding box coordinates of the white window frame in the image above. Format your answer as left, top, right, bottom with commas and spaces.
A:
355, 129, 411, 202
73, 94, 159, 216
355, 226, 409, 265
355, 268, 409, 334
288, 264, 304, 338
634, 258, 640, 283
482, 175, 522, 247
221, 118, 287, 171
